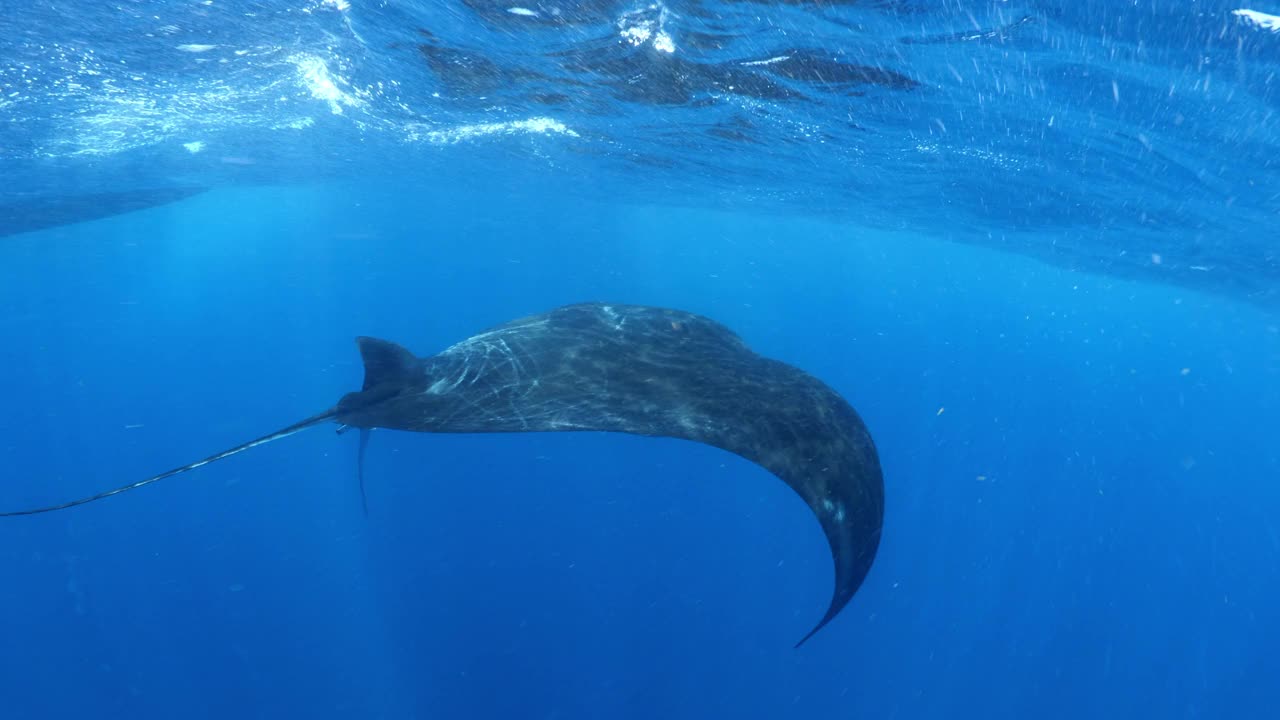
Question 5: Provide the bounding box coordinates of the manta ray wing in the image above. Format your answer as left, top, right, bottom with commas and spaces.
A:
335, 303, 885, 644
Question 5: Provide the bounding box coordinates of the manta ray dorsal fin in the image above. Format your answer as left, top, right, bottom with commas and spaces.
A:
356, 336, 420, 390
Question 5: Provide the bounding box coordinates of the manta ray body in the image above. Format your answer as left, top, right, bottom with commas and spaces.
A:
2, 303, 884, 646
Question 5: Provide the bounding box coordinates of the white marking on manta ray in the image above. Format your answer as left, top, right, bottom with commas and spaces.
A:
497, 338, 532, 383
428, 365, 470, 395
441, 319, 550, 355
599, 305, 626, 330
676, 409, 709, 434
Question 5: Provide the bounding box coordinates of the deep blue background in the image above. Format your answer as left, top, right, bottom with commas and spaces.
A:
1, 181, 1277, 719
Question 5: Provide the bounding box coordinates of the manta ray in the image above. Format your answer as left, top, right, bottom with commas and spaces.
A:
1, 302, 884, 646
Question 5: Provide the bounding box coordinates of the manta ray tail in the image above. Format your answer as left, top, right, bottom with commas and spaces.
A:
0, 409, 339, 517
357, 428, 371, 516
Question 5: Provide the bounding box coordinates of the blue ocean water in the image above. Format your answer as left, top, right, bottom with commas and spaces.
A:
2, 1, 1279, 719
